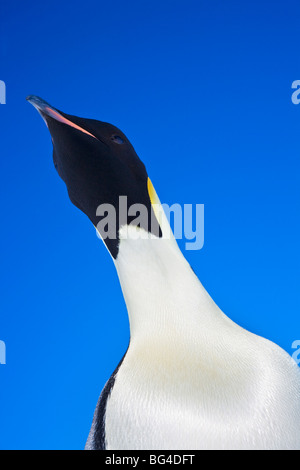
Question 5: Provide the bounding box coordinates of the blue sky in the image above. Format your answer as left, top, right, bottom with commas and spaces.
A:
0, 0, 300, 450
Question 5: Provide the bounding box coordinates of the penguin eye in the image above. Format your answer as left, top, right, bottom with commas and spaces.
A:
111, 135, 124, 144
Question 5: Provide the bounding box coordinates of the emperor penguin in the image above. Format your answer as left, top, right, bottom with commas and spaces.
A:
27, 95, 300, 450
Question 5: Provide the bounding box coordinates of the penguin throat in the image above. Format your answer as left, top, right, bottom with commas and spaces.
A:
114, 225, 218, 339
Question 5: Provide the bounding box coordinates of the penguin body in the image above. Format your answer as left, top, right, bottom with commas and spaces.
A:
86, 226, 300, 450
27, 96, 300, 450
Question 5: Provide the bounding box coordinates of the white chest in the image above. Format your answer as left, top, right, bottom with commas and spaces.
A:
104, 332, 300, 450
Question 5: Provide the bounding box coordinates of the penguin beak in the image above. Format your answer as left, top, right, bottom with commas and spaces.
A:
26, 95, 98, 140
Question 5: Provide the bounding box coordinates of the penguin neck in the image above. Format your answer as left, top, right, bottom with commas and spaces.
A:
114, 225, 221, 342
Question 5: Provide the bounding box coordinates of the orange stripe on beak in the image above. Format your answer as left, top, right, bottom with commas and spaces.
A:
44, 107, 97, 139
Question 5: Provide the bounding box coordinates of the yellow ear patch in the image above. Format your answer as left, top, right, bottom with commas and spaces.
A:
147, 178, 159, 206
147, 178, 175, 243
147, 177, 165, 233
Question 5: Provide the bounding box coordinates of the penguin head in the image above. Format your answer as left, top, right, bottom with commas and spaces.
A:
27, 96, 162, 258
